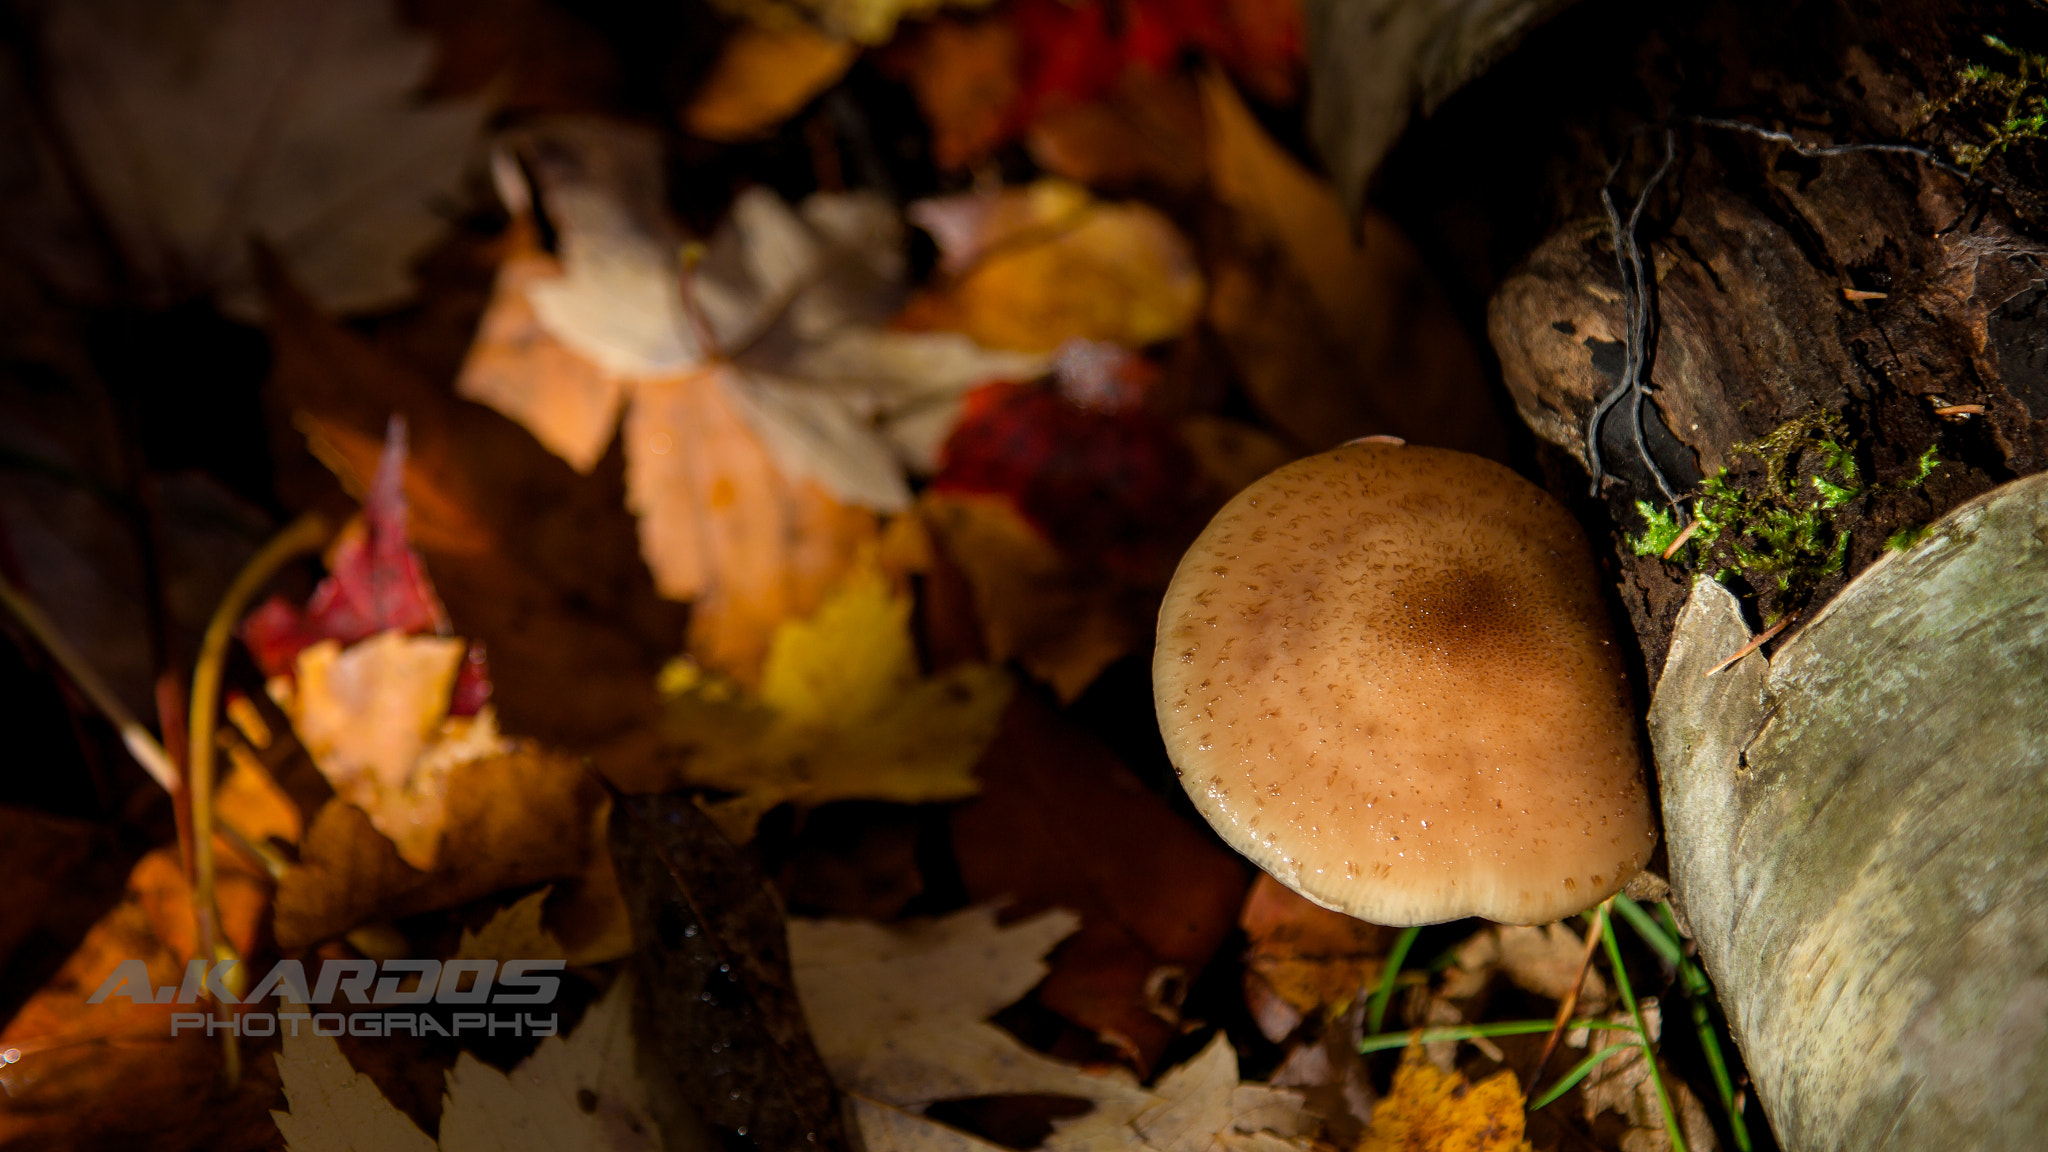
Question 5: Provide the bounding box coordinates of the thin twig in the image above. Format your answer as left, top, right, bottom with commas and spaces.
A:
1529, 912, 1607, 1087
1690, 116, 1977, 183
1706, 612, 1797, 677
0, 575, 180, 792
188, 512, 329, 1088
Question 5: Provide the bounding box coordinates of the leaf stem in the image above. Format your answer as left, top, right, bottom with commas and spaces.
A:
188, 512, 328, 1088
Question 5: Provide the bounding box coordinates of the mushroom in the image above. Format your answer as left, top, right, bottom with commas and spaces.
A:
1153, 441, 1654, 925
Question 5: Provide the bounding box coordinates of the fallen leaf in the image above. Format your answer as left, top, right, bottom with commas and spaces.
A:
1025, 69, 1208, 192
1238, 874, 1396, 1027
661, 555, 1014, 842
1442, 923, 1607, 1012
0, 849, 281, 1152
1357, 1044, 1533, 1152
454, 121, 1038, 681
1199, 70, 1504, 458
272, 745, 602, 950
38, 0, 493, 316
951, 694, 1249, 1071
272, 973, 667, 1151
883, 0, 1300, 171
1266, 1002, 1375, 1147
1577, 1003, 1721, 1152
263, 247, 684, 755
905, 181, 1203, 353
708, 0, 1002, 46
455, 887, 566, 965
918, 492, 1152, 702
792, 906, 1150, 1106
932, 347, 1211, 584
1042, 1033, 1318, 1152
612, 792, 851, 1152
685, 24, 859, 141
284, 633, 513, 870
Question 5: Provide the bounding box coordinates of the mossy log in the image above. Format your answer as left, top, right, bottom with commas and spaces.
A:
1647, 474, 2048, 1152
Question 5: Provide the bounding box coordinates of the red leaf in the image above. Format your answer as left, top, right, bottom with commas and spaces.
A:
238, 418, 492, 714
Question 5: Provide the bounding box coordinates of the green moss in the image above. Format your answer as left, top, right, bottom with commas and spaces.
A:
1885, 523, 1933, 552
1629, 500, 1684, 556
1638, 410, 1944, 612
1930, 35, 2048, 172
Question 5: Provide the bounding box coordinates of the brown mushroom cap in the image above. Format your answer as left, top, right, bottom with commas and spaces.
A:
1153, 442, 1654, 925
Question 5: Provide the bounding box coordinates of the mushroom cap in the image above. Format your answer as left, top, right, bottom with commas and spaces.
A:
1153, 442, 1654, 925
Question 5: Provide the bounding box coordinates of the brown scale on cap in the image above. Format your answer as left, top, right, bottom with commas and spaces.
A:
1153, 442, 1654, 926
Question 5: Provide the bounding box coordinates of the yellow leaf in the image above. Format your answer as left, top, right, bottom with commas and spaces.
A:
1358, 1045, 1533, 1152
685, 24, 858, 142
663, 557, 1013, 842
760, 560, 915, 726
906, 181, 1202, 353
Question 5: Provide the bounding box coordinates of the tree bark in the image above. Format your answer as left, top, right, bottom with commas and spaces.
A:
1359, 2, 2048, 1148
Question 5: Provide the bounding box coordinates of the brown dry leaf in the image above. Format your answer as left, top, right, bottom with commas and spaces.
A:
685, 23, 858, 141
660, 555, 1013, 842
1239, 874, 1395, 1028
218, 739, 306, 846
0, 849, 281, 1152
920, 491, 1149, 702
34, 0, 494, 318
904, 180, 1203, 353
1357, 1044, 1533, 1152
951, 694, 1249, 1072
790, 907, 1149, 1108
1025, 70, 1208, 193
885, 17, 1019, 171
1578, 1003, 1721, 1152
627, 365, 881, 684
272, 744, 602, 950
1198, 71, 1504, 458
1443, 923, 1608, 1012
455, 887, 565, 964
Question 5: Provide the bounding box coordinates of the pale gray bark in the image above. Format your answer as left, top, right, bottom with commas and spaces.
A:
1647, 473, 2048, 1152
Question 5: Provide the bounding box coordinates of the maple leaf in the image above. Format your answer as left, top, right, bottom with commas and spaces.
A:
1357, 1045, 1533, 1152
455, 120, 1039, 682
791, 908, 1317, 1152
33, 0, 493, 317
789, 906, 1151, 1108
660, 557, 1013, 842
459, 118, 1045, 513
272, 974, 664, 1151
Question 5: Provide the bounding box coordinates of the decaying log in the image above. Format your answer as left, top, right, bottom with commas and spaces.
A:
1648, 475, 2048, 1152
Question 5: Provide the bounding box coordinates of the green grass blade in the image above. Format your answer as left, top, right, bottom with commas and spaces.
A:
1599, 902, 1688, 1152
1366, 925, 1421, 1034
1529, 1041, 1642, 1110
1612, 894, 1682, 968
